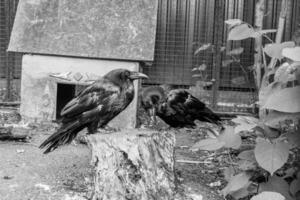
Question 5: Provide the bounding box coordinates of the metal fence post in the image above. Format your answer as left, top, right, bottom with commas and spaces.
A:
211, 0, 225, 109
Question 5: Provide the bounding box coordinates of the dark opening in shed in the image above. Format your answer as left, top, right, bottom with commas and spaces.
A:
56, 83, 76, 120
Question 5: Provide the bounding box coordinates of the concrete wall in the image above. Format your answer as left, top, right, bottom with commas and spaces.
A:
21, 54, 140, 129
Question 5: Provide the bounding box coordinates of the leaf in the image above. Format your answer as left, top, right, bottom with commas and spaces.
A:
198, 64, 207, 71
262, 85, 300, 113
227, 47, 244, 55
283, 167, 297, 178
232, 116, 259, 133
259, 175, 292, 200
258, 81, 279, 108
218, 126, 242, 149
222, 59, 235, 67
290, 179, 300, 196
251, 192, 285, 200
263, 110, 300, 129
255, 123, 281, 138
225, 19, 243, 26
282, 46, 300, 61
228, 24, 256, 41
192, 74, 202, 78
192, 67, 199, 72
255, 139, 289, 175
221, 172, 251, 196
224, 166, 235, 181
220, 46, 226, 52
263, 42, 295, 59
237, 160, 257, 171
191, 138, 224, 151
230, 187, 251, 199
274, 62, 298, 83
238, 150, 256, 161
231, 76, 246, 85
194, 43, 212, 55
287, 132, 300, 149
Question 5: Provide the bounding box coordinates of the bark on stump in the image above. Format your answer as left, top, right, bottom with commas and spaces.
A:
87, 129, 176, 200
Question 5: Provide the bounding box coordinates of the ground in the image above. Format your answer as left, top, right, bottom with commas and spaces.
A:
0, 110, 227, 200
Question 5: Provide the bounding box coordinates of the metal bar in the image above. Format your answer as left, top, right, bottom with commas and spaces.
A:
211, 0, 225, 109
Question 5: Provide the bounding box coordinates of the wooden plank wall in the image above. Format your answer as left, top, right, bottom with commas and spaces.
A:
143, 0, 300, 88
0, 0, 21, 80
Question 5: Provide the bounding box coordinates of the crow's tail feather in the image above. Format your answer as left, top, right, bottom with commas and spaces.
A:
39, 121, 85, 154
199, 107, 223, 126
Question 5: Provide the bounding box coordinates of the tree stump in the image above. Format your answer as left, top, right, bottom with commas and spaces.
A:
87, 129, 176, 200
0, 126, 30, 141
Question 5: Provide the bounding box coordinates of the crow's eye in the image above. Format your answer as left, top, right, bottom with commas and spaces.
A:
124, 71, 130, 78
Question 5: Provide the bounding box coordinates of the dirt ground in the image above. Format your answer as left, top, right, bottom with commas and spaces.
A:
0, 128, 226, 200
0, 110, 226, 200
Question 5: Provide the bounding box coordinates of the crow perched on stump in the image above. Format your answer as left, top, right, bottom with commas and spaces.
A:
141, 86, 222, 128
40, 69, 148, 154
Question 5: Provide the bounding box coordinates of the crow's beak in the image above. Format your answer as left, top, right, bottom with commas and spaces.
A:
129, 72, 149, 80
150, 107, 157, 125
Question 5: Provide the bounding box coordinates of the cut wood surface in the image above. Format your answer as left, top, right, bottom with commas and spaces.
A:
88, 129, 177, 200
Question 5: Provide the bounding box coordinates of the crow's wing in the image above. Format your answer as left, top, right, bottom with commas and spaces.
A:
61, 79, 120, 118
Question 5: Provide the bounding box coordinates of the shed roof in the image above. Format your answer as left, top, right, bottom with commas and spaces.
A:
8, 0, 158, 61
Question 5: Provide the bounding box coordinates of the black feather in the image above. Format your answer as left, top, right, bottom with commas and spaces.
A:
141, 86, 222, 128
39, 69, 145, 154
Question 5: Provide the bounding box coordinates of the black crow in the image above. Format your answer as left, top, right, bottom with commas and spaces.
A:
40, 69, 148, 153
141, 86, 222, 128
140, 86, 166, 124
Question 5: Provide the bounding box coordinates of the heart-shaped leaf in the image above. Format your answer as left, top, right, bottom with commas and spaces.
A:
231, 187, 251, 199
282, 46, 300, 61
237, 160, 257, 171
222, 59, 235, 67
225, 19, 243, 26
227, 47, 244, 55
194, 43, 212, 55
263, 41, 295, 59
218, 126, 242, 149
259, 175, 293, 200
290, 179, 300, 196
221, 172, 251, 196
228, 24, 256, 41
274, 62, 298, 83
238, 150, 256, 161
263, 110, 300, 129
232, 116, 258, 133
224, 166, 235, 181
191, 138, 224, 151
287, 132, 300, 149
255, 139, 289, 175
251, 192, 285, 200
262, 85, 300, 113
